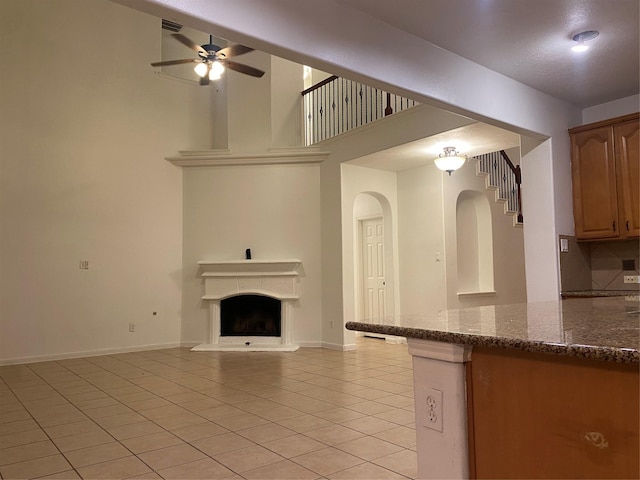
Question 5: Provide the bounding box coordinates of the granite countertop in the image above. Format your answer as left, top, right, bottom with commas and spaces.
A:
561, 290, 640, 298
345, 296, 640, 363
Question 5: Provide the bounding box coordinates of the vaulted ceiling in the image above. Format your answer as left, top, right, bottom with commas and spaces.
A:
117, 0, 639, 169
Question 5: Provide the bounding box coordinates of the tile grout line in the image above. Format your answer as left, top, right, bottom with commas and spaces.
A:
6, 365, 142, 476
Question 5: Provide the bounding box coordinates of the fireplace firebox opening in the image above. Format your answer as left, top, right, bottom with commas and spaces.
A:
220, 295, 282, 337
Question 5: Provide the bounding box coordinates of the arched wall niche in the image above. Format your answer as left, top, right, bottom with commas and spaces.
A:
456, 190, 494, 294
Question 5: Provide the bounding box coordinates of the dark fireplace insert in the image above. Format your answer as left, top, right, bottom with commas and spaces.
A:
220, 295, 281, 337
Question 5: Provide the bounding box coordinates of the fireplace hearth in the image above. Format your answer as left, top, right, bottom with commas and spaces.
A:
192, 259, 300, 352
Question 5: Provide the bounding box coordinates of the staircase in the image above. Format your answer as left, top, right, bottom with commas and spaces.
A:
474, 150, 523, 227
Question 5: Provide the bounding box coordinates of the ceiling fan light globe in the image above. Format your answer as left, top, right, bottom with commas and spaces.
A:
210, 61, 225, 77
194, 62, 209, 77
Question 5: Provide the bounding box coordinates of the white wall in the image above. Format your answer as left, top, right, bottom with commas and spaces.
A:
271, 57, 304, 148
396, 156, 527, 315
443, 161, 527, 308
397, 165, 447, 314
226, 53, 303, 152
0, 0, 212, 363
181, 163, 322, 346
521, 138, 561, 301
320, 159, 345, 348
581, 94, 640, 125
353, 194, 383, 219
227, 51, 272, 153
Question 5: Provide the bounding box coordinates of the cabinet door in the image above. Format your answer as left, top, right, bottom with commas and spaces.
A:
614, 119, 639, 238
571, 126, 619, 239
468, 348, 639, 479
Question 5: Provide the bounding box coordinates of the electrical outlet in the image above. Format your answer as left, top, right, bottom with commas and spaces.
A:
424, 388, 443, 432
624, 275, 640, 284
79, 260, 89, 269
128, 322, 135, 332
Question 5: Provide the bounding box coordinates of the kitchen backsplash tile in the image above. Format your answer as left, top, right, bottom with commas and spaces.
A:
560, 237, 640, 292
559, 235, 591, 292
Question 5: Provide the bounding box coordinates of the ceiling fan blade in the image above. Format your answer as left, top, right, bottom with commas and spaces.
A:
172, 33, 208, 56
216, 44, 254, 59
222, 60, 265, 78
150, 58, 197, 67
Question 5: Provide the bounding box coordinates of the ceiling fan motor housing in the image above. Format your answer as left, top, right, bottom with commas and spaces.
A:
201, 43, 221, 59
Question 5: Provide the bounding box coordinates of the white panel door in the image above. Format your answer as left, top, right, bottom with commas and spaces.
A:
362, 217, 386, 323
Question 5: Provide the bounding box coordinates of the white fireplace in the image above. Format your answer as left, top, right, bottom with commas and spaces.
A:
192, 259, 301, 352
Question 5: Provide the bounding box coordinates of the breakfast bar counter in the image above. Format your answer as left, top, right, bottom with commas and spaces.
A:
346, 297, 639, 479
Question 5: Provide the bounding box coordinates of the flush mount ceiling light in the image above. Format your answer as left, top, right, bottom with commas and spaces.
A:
571, 30, 599, 52
434, 146, 467, 175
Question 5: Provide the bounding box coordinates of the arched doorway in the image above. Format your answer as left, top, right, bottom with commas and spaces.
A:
353, 192, 399, 341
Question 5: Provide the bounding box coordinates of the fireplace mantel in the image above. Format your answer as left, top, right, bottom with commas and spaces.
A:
193, 259, 302, 352
198, 259, 301, 276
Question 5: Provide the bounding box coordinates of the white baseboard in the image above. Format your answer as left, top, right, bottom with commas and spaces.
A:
321, 341, 357, 351
0, 342, 186, 366
296, 341, 323, 348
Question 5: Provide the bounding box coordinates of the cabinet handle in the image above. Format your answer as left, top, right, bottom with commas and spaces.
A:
626, 220, 630, 231
613, 221, 616, 231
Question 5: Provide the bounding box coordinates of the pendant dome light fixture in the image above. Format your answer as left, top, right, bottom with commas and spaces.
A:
434, 146, 467, 175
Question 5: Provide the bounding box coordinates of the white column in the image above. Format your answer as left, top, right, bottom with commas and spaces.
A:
408, 338, 472, 480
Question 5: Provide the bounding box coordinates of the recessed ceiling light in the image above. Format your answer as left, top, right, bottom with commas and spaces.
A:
571, 30, 599, 52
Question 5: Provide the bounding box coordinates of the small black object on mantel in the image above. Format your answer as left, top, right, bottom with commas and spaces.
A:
245, 248, 252, 260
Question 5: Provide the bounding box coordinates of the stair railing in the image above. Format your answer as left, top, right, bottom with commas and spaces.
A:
475, 150, 523, 223
302, 75, 418, 145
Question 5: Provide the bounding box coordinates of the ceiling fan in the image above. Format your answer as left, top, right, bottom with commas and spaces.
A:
151, 33, 265, 85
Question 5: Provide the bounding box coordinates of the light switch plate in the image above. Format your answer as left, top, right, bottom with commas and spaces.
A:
560, 238, 569, 253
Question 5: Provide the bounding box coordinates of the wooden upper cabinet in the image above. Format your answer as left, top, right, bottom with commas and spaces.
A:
570, 126, 619, 239
615, 119, 640, 237
569, 113, 639, 240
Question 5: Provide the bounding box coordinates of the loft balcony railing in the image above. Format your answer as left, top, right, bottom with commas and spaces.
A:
474, 150, 523, 224
302, 75, 418, 145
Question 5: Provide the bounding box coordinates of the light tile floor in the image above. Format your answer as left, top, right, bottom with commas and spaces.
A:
0, 337, 417, 479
